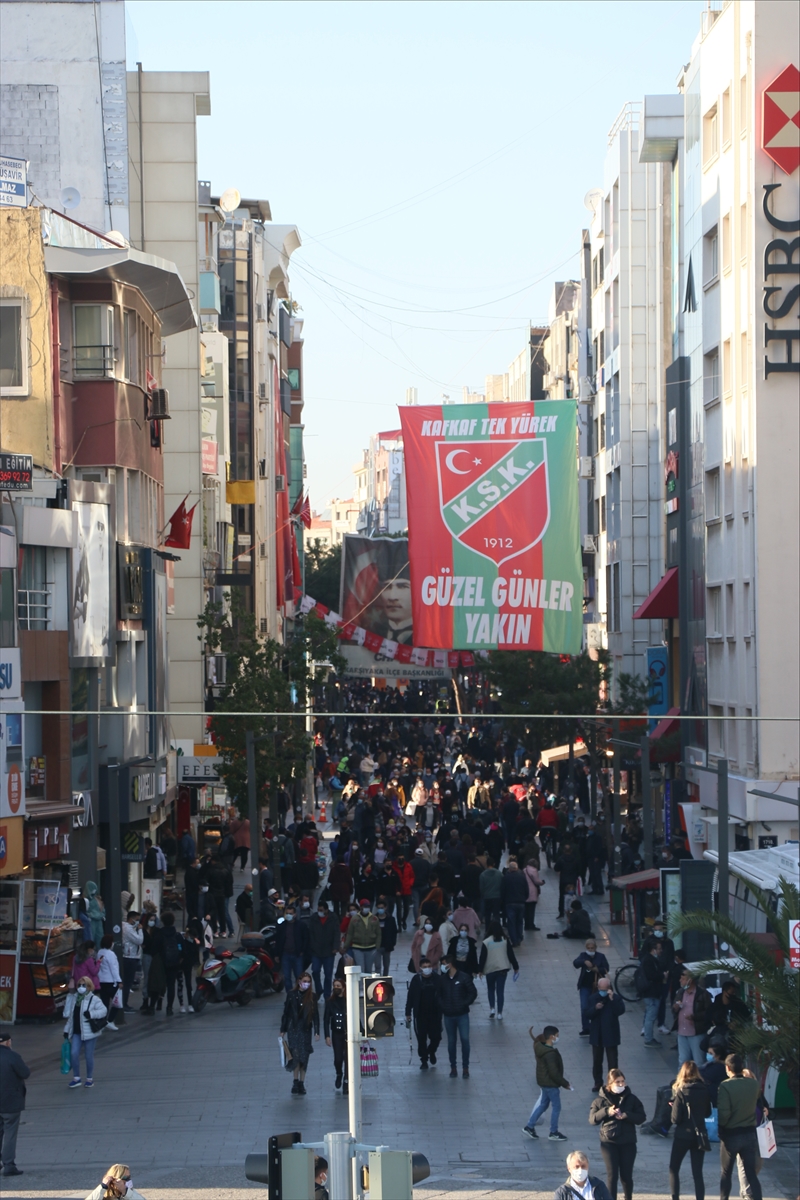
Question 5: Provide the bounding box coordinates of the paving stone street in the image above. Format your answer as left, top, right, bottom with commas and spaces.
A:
4, 839, 798, 1200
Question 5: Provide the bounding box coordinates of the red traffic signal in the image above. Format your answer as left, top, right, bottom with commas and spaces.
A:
363, 976, 395, 1038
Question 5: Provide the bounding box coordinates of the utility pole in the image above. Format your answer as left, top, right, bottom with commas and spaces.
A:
345, 963, 363, 1197
612, 719, 621, 878
245, 730, 260, 885
717, 758, 729, 919
640, 733, 653, 870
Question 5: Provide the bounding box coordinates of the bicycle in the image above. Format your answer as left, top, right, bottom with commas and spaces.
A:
614, 962, 642, 1004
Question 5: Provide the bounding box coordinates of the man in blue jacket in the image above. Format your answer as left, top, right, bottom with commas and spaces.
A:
583, 977, 625, 1091
0, 1032, 30, 1176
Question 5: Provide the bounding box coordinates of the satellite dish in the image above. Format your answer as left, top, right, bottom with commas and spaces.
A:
584, 188, 604, 215
61, 187, 81, 210
218, 187, 241, 215
105, 230, 130, 248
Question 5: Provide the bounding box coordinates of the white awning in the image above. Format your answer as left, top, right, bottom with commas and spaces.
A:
540, 741, 588, 767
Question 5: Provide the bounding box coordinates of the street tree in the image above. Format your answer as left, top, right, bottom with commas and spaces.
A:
671, 878, 800, 1109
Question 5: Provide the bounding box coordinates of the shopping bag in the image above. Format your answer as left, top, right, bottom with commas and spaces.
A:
360, 1043, 379, 1077
111, 987, 123, 1009
756, 1118, 777, 1159
60, 1039, 72, 1075
279, 1035, 294, 1072
705, 1107, 719, 1143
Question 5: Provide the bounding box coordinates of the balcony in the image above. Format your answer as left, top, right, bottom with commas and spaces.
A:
74, 344, 115, 378
18, 588, 52, 631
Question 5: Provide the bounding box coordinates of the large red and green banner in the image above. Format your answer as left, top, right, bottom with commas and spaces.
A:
400, 400, 583, 653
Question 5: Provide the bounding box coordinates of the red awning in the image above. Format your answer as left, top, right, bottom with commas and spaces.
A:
610, 868, 661, 892
651, 707, 680, 740
633, 567, 678, 619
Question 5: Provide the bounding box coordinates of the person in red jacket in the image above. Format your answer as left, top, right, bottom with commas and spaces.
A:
391, 855, 414, 931
536, 803, 559, 861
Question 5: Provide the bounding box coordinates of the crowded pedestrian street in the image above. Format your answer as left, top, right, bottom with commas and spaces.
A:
2, 801, 796, 1200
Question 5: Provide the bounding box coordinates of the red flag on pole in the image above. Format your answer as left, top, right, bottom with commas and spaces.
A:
164, 496, 198, 549
291, 491, 312, 529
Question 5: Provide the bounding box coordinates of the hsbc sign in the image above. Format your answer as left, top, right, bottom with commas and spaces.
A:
762, 64, 800, 176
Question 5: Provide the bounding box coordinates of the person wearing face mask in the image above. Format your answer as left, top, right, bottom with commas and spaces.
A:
553, 1150, 612, 1200
448, 922, 480, 976
439, 954, 477, 1079
700, 1042, 728, 1105
523, 1026, 570, 1140
375, 896, 398, 975
308, 903, 339, 1000
669, 1059, 712, 1200
275, 905, 310, 991
574, 941, 610, 1036
343, 898, 381, 972
280, 972, 320, 1095
478, 920, 519, 1019
584, 979, 626, 1092
314, 1154, 329, 1200
409, 915, 444, 973
84, 1162, 147, 1200
405, 956, 443, 1069
588, 1069, 646, 1200
62, 975, 108, 1088
323, 979, 348, 1091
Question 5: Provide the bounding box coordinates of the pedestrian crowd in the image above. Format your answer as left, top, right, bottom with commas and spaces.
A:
0, 700, 771, 1200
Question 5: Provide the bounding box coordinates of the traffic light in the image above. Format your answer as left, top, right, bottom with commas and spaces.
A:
363, 976, 395, 1037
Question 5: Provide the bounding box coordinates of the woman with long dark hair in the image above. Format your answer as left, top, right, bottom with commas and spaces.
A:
280, 971, 320, 1095
589, 1067, 646, 1200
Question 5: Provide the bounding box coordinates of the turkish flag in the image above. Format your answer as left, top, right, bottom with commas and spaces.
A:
164, 496, 198, 549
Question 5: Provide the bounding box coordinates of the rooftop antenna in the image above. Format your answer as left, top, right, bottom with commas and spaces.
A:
218, 187, 241, 216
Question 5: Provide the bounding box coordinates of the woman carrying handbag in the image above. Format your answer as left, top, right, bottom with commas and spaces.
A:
669, 1060, 712, 1200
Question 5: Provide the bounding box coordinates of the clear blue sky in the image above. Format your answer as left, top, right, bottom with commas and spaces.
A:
127, 0, 702, 508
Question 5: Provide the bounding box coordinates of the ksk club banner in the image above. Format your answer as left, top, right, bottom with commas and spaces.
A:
400, 401, 583, 654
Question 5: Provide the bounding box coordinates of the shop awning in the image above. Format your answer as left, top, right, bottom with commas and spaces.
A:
25, 799, 85, 820
650, 707, 680, 740
539, 741, 588, 767
610, 868, 661, 891
633, 567, 678, 619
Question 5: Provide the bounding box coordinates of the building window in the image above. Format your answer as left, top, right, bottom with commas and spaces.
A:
703, 350, 720, 405
739, 203, 747, 260
0, 298, 27, 395
18, 546, 50, 630
726, 583, 735, 639
703, 103, 719, 165
599, 412, 606, 450
709, 704, 725, 756
600, 493, 606, 532
722, 339, 731, 396
705, 468, 720, 520
722, 213, 731, 273
0, 568, 15, 646
612, 562, 621, 633
742, 581, 752, 637
707, 587, 722, 636
739, 74, 748, 135
745, 707, 755, 764
58, 299, 72, 380
74, 304, 115, 376
123, 310, 139, 384
721, 87, 732, 146
704, 227, 719, 286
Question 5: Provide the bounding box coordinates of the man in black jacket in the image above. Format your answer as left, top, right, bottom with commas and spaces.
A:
500, 860, 529, 947
0, 1033, 29, 1176
405, 956, 443, 1069
439, 954, 478, 1079
308, 903, 340, 1000
639, 943, 666, 1047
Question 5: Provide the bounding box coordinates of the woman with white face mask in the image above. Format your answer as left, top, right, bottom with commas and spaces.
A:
62, 975, 109, 1089
84, 1163, 147, 1200
553, 1150, 613, 1200
588, 1070, 647, 1200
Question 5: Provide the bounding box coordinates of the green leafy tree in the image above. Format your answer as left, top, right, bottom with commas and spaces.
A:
197, 597, 343, 809
671, 879, 800, 1109
304, 539, 342, 611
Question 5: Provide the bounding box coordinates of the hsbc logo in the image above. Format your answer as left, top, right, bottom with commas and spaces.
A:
762, 64, 799, 176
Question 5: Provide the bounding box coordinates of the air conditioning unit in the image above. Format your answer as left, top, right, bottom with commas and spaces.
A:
579, 456, 594, 478
583, 534, 597, 554
147, 388, 170, 420
275, 474, 285, 491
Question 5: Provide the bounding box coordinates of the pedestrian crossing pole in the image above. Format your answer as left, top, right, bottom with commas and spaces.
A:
345, 963, 363, 1197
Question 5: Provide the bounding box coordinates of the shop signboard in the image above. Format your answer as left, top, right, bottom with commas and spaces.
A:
0, 952, 17, 1023
71, 500, 111, 660
178, 756, 222, 786
0, 649, 21, 699
0, 157, 28, 210
121, 830, 145, 863
400, 400, 583, 652
789, 920, 800, 970
647, 646, 669, 731
0, 710, 26, 819
0, 452, 32, 487
131, 769, 156, 804
660, 867, 682, 950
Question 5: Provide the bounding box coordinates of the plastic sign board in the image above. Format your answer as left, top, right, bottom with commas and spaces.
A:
0, 454, 33, 491
790, 919, 800, 969
400, 401, 583, 652
0, 156, 27, 208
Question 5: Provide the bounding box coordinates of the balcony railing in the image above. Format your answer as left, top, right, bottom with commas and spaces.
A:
74, 345, 115, 377
18, 588, 52, 630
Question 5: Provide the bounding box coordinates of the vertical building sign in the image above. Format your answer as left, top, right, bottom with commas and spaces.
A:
400, 401, 583, 652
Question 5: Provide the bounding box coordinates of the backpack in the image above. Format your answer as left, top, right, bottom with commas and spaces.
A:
163, 927, 182, 970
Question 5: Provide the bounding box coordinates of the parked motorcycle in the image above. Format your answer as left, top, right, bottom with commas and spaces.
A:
240, 926, 284, 997
191, 951, 259, 1013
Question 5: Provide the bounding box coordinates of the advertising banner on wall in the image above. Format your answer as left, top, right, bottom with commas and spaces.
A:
71, 501, 110, 659
399, 401, 583, 652
338, 535, 449, 679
